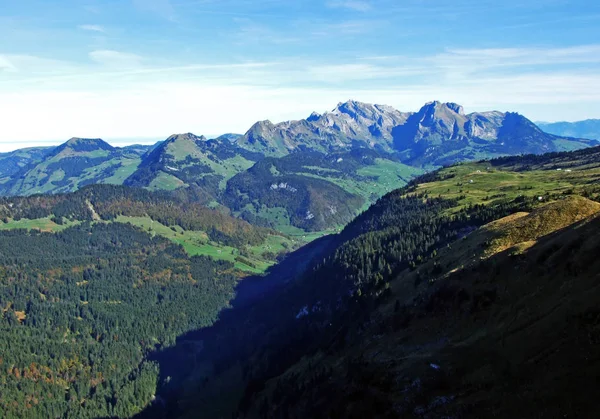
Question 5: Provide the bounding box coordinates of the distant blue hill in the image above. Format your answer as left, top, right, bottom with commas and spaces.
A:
538, 119, 600, 140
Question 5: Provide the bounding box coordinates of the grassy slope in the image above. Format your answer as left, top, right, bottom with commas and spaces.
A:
409, 161, 600, 213
0, 215, 293, 274
299, 158, 423, 210
6, 148, 142, 196
148, 171, 186, 191
115, 216, 279, 273
99, 157, 142, 184
164, 139, 255, 190
0, 217, 79, 232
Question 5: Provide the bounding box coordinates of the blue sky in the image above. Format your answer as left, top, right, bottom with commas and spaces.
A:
0, 0, 599, 150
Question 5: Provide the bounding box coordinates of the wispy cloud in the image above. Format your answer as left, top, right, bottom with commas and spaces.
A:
0, 56, 17, 72
2, 43, 600, 145
306, 63, 427, 83
89, 50, 144, 68
326, 1, 372, 12
0, 54, 77, 75
78, 24, 105, 33
430, 45, 600, 80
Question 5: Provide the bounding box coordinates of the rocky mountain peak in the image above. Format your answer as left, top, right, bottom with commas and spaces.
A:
247, 120, 275, 132
446, 102, 465, 115
332, 100, 374, 117
328, 100, 410, 126
419, 101, 465, 116
307, 112, 321, 122
421, 100, 442, 109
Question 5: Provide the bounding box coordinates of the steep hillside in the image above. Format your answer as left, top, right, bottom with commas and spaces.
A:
242, 199, 600, 419
0, 138, 146, 196
237, 100, 410, 156
237, 100, 595, 164
124, 133, 263, 198
393, 101, 596, 166
0, 146, 51, 181
0, 184, 294, 273
539, 118, 600, 140
147, 145, 600, 419
0, 222, 244, 418
225, 149, 423, 231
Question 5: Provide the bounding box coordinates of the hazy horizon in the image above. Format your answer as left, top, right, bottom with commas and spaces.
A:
1, 99, 598, 153
2, 0, 599, 151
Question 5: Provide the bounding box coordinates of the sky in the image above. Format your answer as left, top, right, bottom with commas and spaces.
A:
0, 0, 599, 151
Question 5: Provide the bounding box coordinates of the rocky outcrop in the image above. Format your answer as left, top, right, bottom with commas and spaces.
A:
237, 100, 411, 156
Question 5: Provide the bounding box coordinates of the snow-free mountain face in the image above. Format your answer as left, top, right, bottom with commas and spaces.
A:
0, 147, 52, 181
538, 119, 600, 141
238, 100, 596, 165
0, 100, 596, 212
0, 138, 148, 196
391, 101, 597, 166
124, 132, 263, 196
215, 133, 243, 143
237, 100, 411, 156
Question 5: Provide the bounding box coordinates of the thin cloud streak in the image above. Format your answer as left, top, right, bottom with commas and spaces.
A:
1, 40, 600, 145
78, 24, 105, 32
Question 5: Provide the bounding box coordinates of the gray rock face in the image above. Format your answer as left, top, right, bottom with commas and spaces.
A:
237, 100, 411, 156
393, 102, 597, 165
465, 112, 505, 140
237, 99, 596, 164
445, 102, 465, 115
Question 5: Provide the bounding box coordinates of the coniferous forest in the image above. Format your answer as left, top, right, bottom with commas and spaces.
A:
0, 222, 239, 418
1, 146, 600, 418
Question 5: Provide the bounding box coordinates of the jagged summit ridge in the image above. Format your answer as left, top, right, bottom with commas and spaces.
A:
236, 99, 595, 161
238, 99, 411, 155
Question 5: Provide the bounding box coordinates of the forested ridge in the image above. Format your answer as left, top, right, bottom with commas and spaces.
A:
2, 146, 600, 418
140, 145, 600, 418
0, 184, 292, 417
162, 191, 543, 416
224, 148, 420, 231
0, 184, 273, 248
0, 222, 241, 418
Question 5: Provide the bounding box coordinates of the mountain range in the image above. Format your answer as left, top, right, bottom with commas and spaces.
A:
238, 100, 596, 163
0, 100, 597, 232
538, 119, 600, 140
0, 138, 150, 196
1, 104, 600, 417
